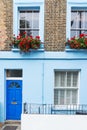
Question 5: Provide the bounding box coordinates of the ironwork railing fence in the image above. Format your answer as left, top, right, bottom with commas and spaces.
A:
23, 103, 87, 115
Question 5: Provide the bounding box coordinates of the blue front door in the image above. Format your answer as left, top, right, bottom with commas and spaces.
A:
6, 80, 22, 120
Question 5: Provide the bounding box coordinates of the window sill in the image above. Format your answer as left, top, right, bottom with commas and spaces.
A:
11, 48, 45, 52
65, 48, 87, 52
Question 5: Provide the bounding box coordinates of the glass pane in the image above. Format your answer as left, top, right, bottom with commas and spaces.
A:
26, 11, 32, 28
60, 90, 64, 105
67, 72, 71, 87
60, 72, 66, 87
81, 12, 85, 28
76, 11, 80, 28
20, 11, 25, 28
55, 72, 60, 87
66, 90, 71, 104
71, 30, 77, 37
71, 12, 77, 28
72, 72, 78, 87
33, 11, 39, 28
6, 69, 22, 77
85, 12, 87, 28
54, 89, 58, 105
72, 90, 77, 104
26, 30, 32, 36
32, 31, 39, 37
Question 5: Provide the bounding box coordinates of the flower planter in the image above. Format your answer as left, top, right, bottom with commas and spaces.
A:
10, 32, 44, 53
65, 34, 87, 50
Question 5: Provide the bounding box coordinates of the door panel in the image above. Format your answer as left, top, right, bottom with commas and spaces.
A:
6, 80, 22, 120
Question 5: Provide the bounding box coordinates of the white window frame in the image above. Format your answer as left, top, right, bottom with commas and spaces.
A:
13, 0, 44, 42
54, 70, 80, 105
66, 0, 87, 39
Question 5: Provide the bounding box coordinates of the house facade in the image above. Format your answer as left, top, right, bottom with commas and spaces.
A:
0, 0, 87, 123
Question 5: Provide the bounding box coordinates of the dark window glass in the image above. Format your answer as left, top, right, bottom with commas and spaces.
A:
6, 69, 22, 77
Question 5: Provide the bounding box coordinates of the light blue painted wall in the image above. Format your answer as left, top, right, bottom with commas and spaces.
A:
0, 50, 87, 122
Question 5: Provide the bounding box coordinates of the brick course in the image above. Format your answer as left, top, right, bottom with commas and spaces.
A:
0, 0, 13, 50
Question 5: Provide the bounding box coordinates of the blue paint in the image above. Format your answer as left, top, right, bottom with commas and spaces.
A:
0, 50, 87, 122
6, 80, 22, 120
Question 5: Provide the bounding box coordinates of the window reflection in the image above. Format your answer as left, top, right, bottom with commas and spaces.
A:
19, 10, 39, 37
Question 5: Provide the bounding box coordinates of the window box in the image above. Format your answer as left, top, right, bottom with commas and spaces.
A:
65, 33, 87, 51
12, 43, 44, 52
11, 32, 44, 53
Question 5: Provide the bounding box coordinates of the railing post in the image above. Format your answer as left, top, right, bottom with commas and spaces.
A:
24, 102, 28, 114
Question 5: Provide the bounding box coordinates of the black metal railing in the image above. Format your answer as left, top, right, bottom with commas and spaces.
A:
23, 103, 87, 115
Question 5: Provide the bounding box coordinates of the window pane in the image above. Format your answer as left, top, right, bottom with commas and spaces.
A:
20, 12, 25, 28
67, 72, 71, 87
71, 30, 81, 37
6, 69, 22, 77
33, 11, 39, 28
85, 12, 87, 28
71, 30, 77, 37
81, 12, 85, 28
60, 72, 66, 87
55, 72, 60, 87
71, 12, 77, 28
60, 90, 64, 105
26, 30, 32, 36
73, 72, 78, 87
66, 90, 71, 104
26, 11, 32, 28
54, 89, 58, 105
72, 90, 77, 104
32, 31, 39, 37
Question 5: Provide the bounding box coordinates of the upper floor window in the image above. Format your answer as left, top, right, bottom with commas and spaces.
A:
19, 7, 40, 37
67, 0, 87, 39
71, 7, 87, 37
13, 0, 44, 42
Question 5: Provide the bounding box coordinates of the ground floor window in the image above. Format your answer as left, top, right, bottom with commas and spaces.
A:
54, 71, 79, 105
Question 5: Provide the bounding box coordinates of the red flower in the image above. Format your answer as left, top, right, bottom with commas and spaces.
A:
79, 33, 85, 38
65, 33, 87, 49
10, 33, 41, 52
36, 36, 40, 39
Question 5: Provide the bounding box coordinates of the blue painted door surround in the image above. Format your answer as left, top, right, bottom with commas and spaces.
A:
6, 80, 22, 120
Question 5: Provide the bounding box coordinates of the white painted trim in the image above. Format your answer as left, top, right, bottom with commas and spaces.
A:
13, 0, 44, 42
6, 77, 23, 80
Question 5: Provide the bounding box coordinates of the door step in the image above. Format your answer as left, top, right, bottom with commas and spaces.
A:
5, 120, 21, 125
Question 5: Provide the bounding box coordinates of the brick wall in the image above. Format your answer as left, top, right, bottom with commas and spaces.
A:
0, 0, 13, 50
44, 0, 66, 51
0, 0, 66, 51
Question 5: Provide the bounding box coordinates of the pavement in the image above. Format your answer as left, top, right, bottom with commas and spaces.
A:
0, 121, 21, 130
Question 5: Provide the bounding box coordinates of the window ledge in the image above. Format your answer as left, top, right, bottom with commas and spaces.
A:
11, 48, 45, 52
65, 48, 87, 52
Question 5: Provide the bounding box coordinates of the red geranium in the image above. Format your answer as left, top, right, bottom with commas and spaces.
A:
65, 33, 87, 49
10, 32, 41, 52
